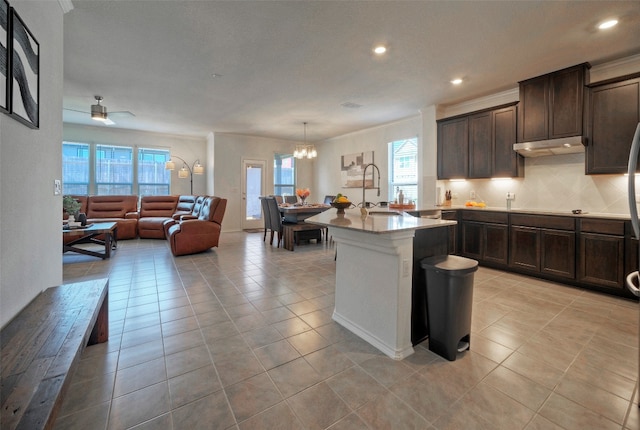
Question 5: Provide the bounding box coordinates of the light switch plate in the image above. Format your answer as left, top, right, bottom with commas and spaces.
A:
54, 179, 61, 195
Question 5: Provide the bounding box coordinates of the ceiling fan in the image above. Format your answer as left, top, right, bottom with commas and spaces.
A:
64, 95, 135, 125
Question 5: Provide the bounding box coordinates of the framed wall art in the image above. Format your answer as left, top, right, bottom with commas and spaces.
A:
340, 151, 374, 188
10, 7, 38, 129
0, 0, 9, 114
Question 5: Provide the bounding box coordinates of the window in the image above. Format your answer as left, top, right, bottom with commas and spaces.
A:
388, 137, 418, 205
274, 153, 295, 197
95, 144, 133, 195
138, 148, 171, 196
62, 142, 90, 195
62, 142, 171, 196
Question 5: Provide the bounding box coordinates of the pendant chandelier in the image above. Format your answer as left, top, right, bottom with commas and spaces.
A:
294, 122, 317, 159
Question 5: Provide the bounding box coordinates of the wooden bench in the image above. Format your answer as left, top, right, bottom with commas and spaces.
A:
283, 223, 324, 251
1, 278, 109, 430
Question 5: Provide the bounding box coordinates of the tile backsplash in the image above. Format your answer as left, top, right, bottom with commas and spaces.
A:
440, 153, 632, 215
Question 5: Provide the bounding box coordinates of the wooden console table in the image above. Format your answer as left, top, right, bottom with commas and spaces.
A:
0, 278, 109, 429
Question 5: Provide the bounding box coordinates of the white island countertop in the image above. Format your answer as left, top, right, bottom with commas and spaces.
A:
305, 208, 456, 234
306, 207, 454, 359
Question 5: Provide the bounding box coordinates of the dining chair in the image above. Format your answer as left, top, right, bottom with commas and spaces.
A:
266, 196, 284, 247
323, 195, 336, 205
284, 195, 297, 204
260, 197, 272, 242
271, 195, 284, 204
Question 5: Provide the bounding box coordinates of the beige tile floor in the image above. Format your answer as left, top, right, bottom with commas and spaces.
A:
55, 231, 639, 430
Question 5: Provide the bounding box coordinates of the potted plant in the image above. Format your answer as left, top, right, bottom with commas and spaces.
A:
63, 195, 82, 224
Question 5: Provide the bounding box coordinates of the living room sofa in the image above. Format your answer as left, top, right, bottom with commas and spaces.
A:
70, 195, 140, 239
66, 195, 225, 254
137, 195, 180, 239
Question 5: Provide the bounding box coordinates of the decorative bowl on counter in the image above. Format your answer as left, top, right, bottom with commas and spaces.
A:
331, 202, 352, 214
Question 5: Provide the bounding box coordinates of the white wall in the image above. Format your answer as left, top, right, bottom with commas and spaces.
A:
313, 116, 422, 207
1, 1, 64, 327
213, 133, 313, 232
63, 124, 207, 196
442, 154, 634, 214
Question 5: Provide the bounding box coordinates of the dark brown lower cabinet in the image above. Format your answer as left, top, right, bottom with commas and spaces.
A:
578, 233, 625, 290
461, 222, 483, 261
484, 224, 509, 265
540, 229, 575, 278
441, 210, 458, 254
509, 226, 540, 271
450, 210, 635, 298
509, 215, 576, 280
460, 211, 508, 266
577, 219, 626, 292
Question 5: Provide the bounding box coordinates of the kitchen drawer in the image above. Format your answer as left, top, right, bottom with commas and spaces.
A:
580, 218, 625, 235
510, 214, 575, 230
461, 210, 508, 224
441, 210, 458, 221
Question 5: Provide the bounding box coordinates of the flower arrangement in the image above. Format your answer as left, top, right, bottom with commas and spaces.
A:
296, 188, 310, 199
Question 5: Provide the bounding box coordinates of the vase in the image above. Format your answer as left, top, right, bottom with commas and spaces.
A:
78, 212, 87, 226
299, 196, 307, 206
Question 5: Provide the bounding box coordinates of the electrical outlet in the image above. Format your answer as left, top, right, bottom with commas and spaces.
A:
506, 192, 515, 200
54, 179, 61, 195
470, 190, 476, 199
452, 192, 459, 199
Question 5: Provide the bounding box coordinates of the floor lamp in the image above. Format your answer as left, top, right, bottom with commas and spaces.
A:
165, 156, 204, 195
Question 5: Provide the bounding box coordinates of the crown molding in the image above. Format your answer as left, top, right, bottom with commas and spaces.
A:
439, 87, 519, 119
58, 0, 74, 14
590, 53, 640, 84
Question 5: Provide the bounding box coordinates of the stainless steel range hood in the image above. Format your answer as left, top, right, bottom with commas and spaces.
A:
513, 136, 585, 157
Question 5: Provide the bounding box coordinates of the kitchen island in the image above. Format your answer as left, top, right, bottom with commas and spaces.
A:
305, 208, 456, 359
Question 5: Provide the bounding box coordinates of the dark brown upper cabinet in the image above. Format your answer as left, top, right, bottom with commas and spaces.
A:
437, 116, 469, 179
585, 76, 640, 174
517, 63, 590, 143
468, 111, 493, 178
493, 106, 522, 178
438, 104, 522, 179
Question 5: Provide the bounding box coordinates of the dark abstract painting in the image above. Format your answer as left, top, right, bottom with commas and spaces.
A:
0, 0, 8, 113
11, 8, 38, 128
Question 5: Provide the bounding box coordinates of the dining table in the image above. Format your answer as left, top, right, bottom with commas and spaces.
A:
278, 203, 331, 223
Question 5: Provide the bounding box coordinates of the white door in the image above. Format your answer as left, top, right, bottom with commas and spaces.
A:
242, 159, 266, 230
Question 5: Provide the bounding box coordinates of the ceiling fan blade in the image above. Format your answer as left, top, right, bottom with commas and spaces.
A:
109, 111, 135, 118
63, 107, 90, 114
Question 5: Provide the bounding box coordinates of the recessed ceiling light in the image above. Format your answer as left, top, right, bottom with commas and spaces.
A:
598, 19, 618, 30
373, 46, 387, 55
451, 78, 463, 85
341, 101, 363, 109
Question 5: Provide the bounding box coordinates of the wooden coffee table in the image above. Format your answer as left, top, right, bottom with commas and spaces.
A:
63, 221, 118, 259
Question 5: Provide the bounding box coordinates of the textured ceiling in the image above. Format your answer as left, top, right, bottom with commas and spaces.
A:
62, 1, 640, 142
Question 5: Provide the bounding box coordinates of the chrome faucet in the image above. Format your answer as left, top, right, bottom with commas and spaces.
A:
361, 163, 381, 213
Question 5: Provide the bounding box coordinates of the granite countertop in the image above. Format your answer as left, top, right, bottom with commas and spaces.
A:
438, 205, 631, 220
305, 208, 456, 234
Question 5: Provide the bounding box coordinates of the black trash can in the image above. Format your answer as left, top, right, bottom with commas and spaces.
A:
421, 255, 478, 361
